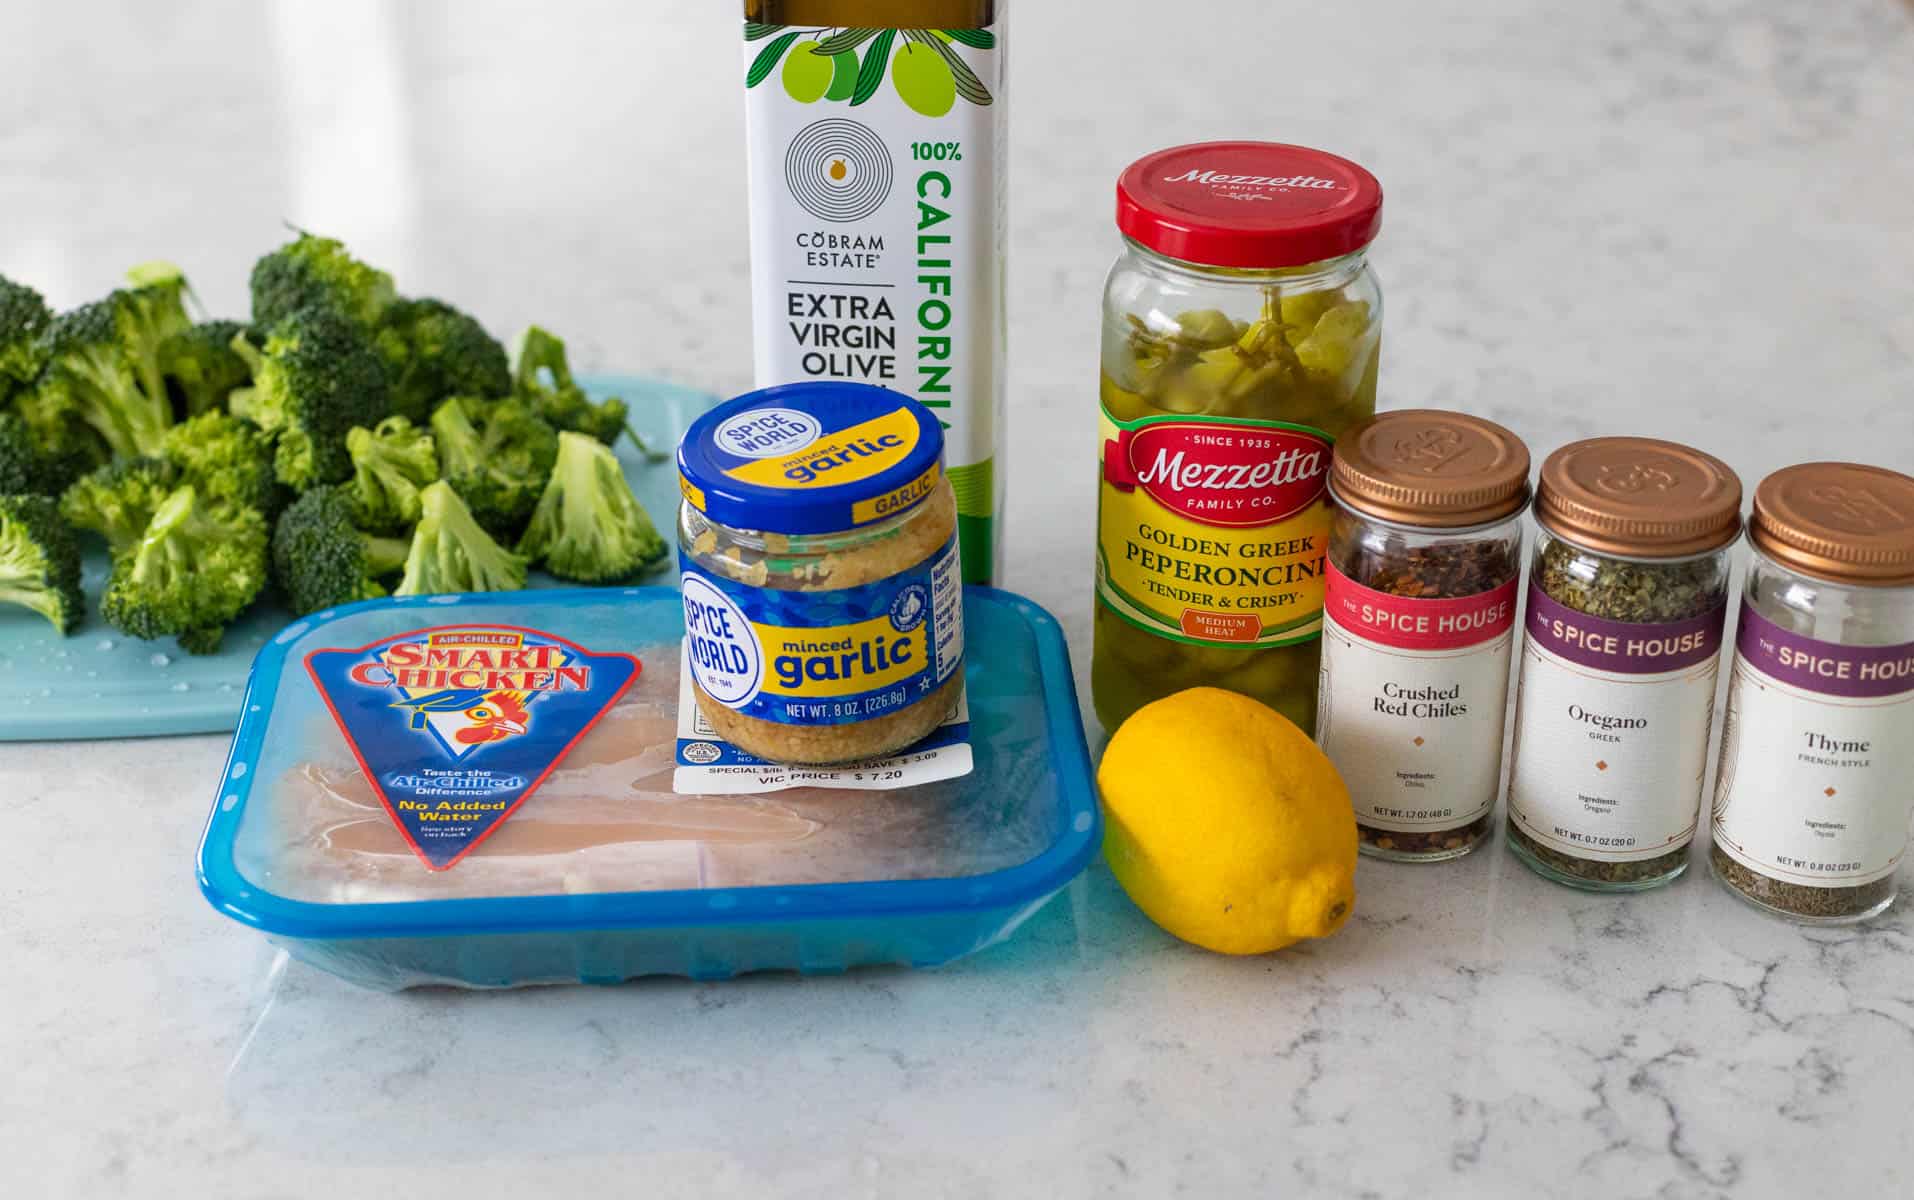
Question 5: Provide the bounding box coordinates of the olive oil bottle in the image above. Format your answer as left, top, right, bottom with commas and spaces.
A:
741, 1, 1005, 584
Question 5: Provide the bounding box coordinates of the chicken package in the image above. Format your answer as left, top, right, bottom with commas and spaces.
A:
198, 587, 1097, 988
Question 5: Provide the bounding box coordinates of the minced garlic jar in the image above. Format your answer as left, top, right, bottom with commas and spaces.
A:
677, 382, 965, 764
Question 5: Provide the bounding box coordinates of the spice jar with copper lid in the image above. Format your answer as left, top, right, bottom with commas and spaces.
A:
1710, 462, 1914, 923
1318, 410, 1531, 862
1505, 437, 1743, 891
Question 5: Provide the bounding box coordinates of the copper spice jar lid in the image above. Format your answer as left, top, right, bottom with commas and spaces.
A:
1534, 437, 1743, 558
1750, 462, 1914, 586
1329, 409, 1531, 528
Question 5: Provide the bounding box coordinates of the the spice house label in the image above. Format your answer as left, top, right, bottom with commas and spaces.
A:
1712, 607, 1914, 887
1507, 589, 1727, 862
1317, 566, 1518, 831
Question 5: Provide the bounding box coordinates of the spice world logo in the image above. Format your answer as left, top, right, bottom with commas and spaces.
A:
305, 625, 640, 870
1104, 420, 1331, 527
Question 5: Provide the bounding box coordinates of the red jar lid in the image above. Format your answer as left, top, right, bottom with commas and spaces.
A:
1116, 141, 1383, 269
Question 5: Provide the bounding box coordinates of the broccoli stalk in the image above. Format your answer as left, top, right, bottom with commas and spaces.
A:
231, 307, 390, 491
100, 484, 268, 653
510, 325, 660, 458
377, 298, 511, 422
516, 431, 666, 583
270, 485, 410, 616
0, 494, 84, 635
59, 457, 179, 555
346, 415, 438, 533
396, 481, 528, 596
430, 395, 557, 537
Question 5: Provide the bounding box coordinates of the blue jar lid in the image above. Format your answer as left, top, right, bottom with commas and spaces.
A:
678, 382, 946, 535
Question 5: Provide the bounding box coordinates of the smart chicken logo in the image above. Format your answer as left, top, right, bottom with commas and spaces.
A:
355, 631, 590, 759
306, 625, 640, 870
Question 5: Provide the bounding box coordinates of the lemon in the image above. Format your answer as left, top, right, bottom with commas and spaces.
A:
1097, 687, 1357, 955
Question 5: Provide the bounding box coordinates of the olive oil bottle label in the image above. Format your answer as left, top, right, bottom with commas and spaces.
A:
742, 22, 1004, 585
1096, 411, 1333, 648
1506, 588, 1727, 862
1711, 606, 1914, 887
1317, 567, 1519, 832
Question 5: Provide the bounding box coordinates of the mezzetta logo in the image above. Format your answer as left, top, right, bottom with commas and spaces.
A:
1164, 169, 1343, 190
1134, 445, 1326, 494
1106, 421, 1331, 528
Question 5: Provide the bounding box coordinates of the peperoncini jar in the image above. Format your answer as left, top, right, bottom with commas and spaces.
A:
1093, 142, 1384, 735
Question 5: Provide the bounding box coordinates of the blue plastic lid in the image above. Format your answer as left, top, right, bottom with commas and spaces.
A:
677, 382, 946, 535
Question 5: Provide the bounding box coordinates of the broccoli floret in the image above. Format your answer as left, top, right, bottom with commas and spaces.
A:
510, 324, 656, 455
396, 480, 528, 596
0, 493, 83, 635
0, 273, 54, 393
162, 411, 285, 517
161, 319, 254, 418
175, 626, 227, 656
346, 414, 438, 533
8, 387, 108, 492
99, 484, 268, 652
0, 411, 54, 495
230, 307, 390, 491
270, 485, 410, 616
377, 298, 511, 422
531, 382, 633, 447
249, 232, 396, 333
59, 457, 179, 555
269, 487, 407, 615
430, 395, 557, 536
516, 431, 666, 583
34, 277, 190, 460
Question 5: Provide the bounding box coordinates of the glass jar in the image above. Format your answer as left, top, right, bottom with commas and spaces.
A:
677, 382, 965, 765
1710, 463, 1914, 923
1318, 410, 1531, 862
1092, 142, 1384, 735
1505, 437, 1743, 891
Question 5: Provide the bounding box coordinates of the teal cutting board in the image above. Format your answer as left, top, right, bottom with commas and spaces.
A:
0, 375, 719, 742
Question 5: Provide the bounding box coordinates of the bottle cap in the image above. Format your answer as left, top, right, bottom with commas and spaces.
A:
678, 382, 946, 536
1535, 437, 1743, 558
1329, 409, 1531, 528
1116, 142, 1383, 270
1750, 462, 1914, 586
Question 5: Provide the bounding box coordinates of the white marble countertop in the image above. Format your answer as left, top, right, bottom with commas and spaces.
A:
5, 2, 1914, 1196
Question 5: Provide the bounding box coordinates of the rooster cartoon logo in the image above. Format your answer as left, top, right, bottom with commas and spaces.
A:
391, 687, 535, 758
455, 691, 532, 746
